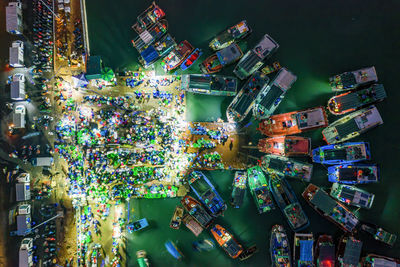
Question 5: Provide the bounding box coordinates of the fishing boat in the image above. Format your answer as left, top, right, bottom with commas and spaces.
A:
165, 240, 183, 260
200, 43, 243, 74
302, 184, 359, 233
253, 68, 297, 120
226, 71, 270, 123
315, 235, 336, 267
139, 34, 177, 68
234, 34, 279, 80
230, 171, 247, 208
181, 48, 202, 71
330, 183, 375, 209
361, 254, 400, 266
360, 222, 397, 247
169, 206, 184, 229
131, 20, 168, 52
327, 164, 379, 184
247, 166, 274, 214
293, 233, 315, 267
336, 235, 363, 267
329, 66, 378, 91
136, 250, 150, 267
188, 171, 227, 217
262, 61, 282, 75
270, 225, 292, 267
161, 40, 194, 72
261, 154, 313, 182
132, 2, 166, 34
322, 105, 383, 144
192, 239, 215, 252
327, 84, 386, 115
210, 224, 243, 259
209, 20, 251, 51
128, 218, 149, 232
181, 74, 238, 96
180, 195, 213, 228
269, 174, 309, 232
312, 142, 371, 165
258, 106, 328, 137
239, 245, 258, 261
258, 136, 311, 157
182, 213, 203, 236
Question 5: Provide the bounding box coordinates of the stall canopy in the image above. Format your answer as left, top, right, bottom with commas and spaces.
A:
72, 73, 89, 87
101, 67, 115, 82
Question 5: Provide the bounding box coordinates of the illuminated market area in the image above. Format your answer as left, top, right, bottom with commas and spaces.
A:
0, 0, 399, 267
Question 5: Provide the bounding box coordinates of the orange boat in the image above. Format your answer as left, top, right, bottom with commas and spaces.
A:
258, 107, 328, 137
210, 224, 243, 259
258, 136, 311, 156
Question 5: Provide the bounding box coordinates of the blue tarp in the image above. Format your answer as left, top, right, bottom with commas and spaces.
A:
299, 240, 313, 262
141, 46, 159, 64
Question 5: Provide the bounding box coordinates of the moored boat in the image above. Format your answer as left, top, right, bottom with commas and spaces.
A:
200, 43, 243, 74
180, 195, 213, 228
261, 154, 313, 182
161, 40, 194, 72
169, 206, 184, 229
230, 171, 247, 208
330, 183, 375, 209
312, 142, 371, 165
247, 166, 274, 213
188, 171, 227, 217
226, 71, 270, 123
302, 184, 359, 233
181, 48, 203, 71
253, 68, 297, 120
132, 2, 166, 34
128, 218, 149, 232
327, 164, 379, 184
234, 34, 279, 80
181, 74, 238, 96
329, 66, 378, 91
361, 254, 400, 266
327, 84, 386, 115
258, 136, 311, 157
165, 240, 183, 260
239, 245, 258, 261
270, 225, 292, 267
136, 250, 150, 267
322, 105, 383, 144
336, 235, 363, 267
139, 34, 177, 68
258, 106, 328, 137
269, 173, 309, 232
192, 239, 215, 252
210, 224, 243, 259
293, 233, 315, 267
360, 222, 397, 247
209, 20, 251, 51
182, 213, 203, 236
262, 61, 282, 75
131, 20, 168, 52
315, 235, 336, 267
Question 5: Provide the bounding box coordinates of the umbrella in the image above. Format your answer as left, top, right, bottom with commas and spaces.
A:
72, 73, 89, 88
101, 67, 114, 82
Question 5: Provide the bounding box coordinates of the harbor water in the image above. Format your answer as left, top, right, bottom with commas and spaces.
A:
85, 0, 400, 266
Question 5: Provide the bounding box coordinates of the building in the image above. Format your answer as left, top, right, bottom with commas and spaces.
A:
85, 56, 103, 80
11, 105, 26, 129
10, 74, 25, 100
9, 40, 24, 67
16, 214, 31, 236
6, 2, 23, 35
31, 157, 53, 167
16, 182, 31, 201
19, 238, 33, 267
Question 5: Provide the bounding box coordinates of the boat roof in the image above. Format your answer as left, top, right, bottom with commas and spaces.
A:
183, 74, 237, 93
353, 66, 377, 84
252, 34, 279, 59
299, 240, 313, 262
340, 186, 372, 207
338, 166, 378, 182
216, 43, 242, 65
225, 239, 242, 257
343, 238, 363, 265
310, 189, 338, 214
296, 108, 327, 130
319, 244, 335, 262
272, 68, 297, 90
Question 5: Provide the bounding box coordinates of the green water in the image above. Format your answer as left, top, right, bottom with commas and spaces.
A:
86, 0, 400, 265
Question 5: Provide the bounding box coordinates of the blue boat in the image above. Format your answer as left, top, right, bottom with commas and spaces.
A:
192, 239, 215, 252
127, 218, 149, 233
165, 240, 183, 260
188, 171, 227, 217
312, 142, 370, 165
181, 48, 203, 71
327, 164, 379, 184
269, 173, 309, 232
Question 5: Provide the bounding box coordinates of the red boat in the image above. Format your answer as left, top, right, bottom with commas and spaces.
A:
181, 48, 203, 71
258, 107, 328, 137
161, 40, 194, 72
315, 235, 336, 267
258, 136, 311, 157
132, 2, 166, 34
210, 224, 243, 259
199, 54, 222, 74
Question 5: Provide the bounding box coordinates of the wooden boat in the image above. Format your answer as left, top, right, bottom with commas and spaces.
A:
258, 136, 311, 157
169, 206, 184, 230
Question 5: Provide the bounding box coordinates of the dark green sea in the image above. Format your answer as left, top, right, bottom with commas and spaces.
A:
86, 0, 400, 266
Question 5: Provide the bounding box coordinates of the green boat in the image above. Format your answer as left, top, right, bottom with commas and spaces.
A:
136, 250, 150, 267
247, 166, 274, 214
